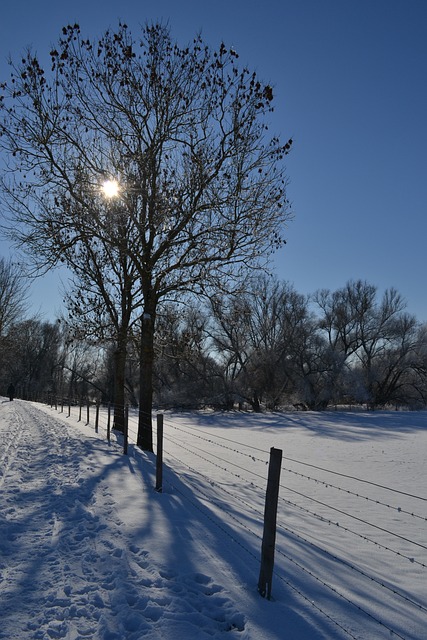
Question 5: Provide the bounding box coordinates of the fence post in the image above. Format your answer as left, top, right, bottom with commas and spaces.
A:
86, 400, 90, 426
123, 405, 129, 455
107, 402, 111, 443
78, 401, 82, 422
258, 447, 282, 600
68, 400, 71, 418
95, 401, 100, 433
156, 414, 164, 492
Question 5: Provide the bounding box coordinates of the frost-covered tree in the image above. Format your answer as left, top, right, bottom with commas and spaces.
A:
208, 277, 312, 410
314, 280, 423, 408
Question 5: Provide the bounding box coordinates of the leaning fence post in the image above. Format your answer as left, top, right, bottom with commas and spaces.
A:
123, 405, 129, 455
156, 414, 164, 492
258, 447, 282, 600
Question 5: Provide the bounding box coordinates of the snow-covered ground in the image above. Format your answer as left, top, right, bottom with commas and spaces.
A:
1, 400, 426, 639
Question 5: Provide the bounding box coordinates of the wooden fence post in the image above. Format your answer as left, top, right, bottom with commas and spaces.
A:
95, 402, 100, 433
123, 405, 129, 455
107, 403, 111, 443
86, 400, 90, 426
78, 401, 82, 422
156, 414, 164, 492
258, 447, 282, 600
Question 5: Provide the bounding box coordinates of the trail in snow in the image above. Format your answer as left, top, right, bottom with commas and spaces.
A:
0, 401, 246, 640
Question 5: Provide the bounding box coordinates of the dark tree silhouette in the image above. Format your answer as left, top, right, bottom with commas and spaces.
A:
0, 23, 292, 448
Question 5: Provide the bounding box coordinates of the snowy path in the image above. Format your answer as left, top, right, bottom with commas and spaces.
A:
0, 401, 248, 639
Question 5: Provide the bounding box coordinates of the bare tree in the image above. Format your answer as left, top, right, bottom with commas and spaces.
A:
208, 277, 313, 410
314, 280, 377, 359
0, 257, 28, 336
2, 319, 61, 399
154, 302, 220, 408
62, 210, 143, 431
0, 23, 292, 448
314, 280, 419, 408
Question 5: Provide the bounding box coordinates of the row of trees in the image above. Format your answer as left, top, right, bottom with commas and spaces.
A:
153, 276, 427, 411
1, 257, 426, 412
0, 257, 102, 401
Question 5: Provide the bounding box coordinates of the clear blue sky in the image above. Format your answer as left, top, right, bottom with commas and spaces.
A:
1, 0, 426, 320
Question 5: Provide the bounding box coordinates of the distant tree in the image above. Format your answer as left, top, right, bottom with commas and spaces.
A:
350, 310, 426, 408
0, 257, 28, 336
407, 323, 427, 407
246, 278, 314, 409
0, 23, 292, 448
314, 280, 421, 408
61, 339, 105, 402
314, 280, 377, 360
208, 277, 313, 410
2, 319, 61, 399
154, 303, 221, 408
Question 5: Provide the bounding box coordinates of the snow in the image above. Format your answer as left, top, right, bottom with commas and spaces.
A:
1, 400, 426, 639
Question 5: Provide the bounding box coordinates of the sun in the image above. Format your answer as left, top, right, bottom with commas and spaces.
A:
101, 179, 120, 199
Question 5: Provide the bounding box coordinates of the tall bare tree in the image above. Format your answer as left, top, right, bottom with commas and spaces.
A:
0, 23, 292, 449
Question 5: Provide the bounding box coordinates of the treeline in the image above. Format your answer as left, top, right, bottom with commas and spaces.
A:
2, 258, 426, 411
154, 276, 427, 411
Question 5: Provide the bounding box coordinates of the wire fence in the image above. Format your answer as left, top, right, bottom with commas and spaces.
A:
43, 397, 427, 639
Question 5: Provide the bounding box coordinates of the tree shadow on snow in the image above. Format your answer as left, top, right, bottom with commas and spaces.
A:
168, 409, 427, 442
123, 441, 350, 640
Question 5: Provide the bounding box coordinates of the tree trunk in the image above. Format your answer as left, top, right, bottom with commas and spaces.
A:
112, 339, 127, 433
251, 392, 261, 413
138, 311, 154, 452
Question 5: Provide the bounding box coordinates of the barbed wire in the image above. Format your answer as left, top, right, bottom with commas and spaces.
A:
65, 400, 426, 569
276, 521, 427, 614
164, 444, 410, 639
161, 426, 427, 565
41, 401, 426, 637
274, 544, 407, 640
280, 483, 427, 552
165, 438, 427, 616
280, 466, 427, 522
163, 453, 361, 640
280, 454, 427, 502
161, 415, 427, 502
280, 494, 427, 568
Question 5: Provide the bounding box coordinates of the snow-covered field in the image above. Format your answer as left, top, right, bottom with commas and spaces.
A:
1, 400, 426, 639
